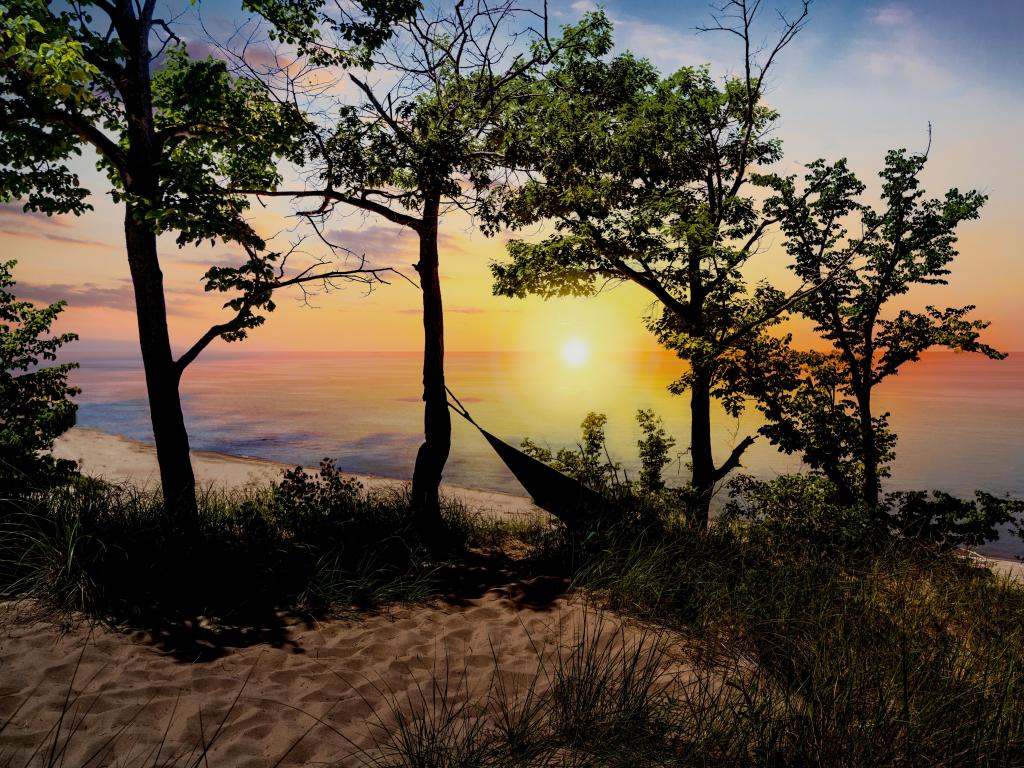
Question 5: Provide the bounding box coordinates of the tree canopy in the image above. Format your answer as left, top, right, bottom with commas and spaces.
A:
0, 0, 407, 515
488, 1, 809, 520
755, 148, 1004, 506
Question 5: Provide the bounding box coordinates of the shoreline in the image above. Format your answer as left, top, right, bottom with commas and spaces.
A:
52, 427, 545, 521
51, 427, 1022, 580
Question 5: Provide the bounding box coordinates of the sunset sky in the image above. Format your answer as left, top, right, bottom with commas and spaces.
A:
5, 0, 1022, 361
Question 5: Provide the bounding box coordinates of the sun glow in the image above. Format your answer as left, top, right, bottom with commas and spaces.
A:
561, 337, 590, 367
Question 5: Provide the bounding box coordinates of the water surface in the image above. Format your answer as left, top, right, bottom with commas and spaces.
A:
70, 350, 1024, 556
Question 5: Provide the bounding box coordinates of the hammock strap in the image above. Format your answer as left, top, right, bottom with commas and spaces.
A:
445, 385, 479, 428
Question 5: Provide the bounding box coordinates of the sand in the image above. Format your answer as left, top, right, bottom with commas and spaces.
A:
0, 430, 691, 765
5, 427, 1015, 765
0, 591, 661, 767
52, 428, 545, 523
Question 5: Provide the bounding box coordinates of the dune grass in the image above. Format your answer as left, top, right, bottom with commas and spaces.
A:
339, 522, 1024, 766
4, 473, 1024, 765
0, 470, 462, 625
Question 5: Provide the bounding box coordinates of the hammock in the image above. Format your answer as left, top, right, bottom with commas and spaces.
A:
446, 388, 609, 529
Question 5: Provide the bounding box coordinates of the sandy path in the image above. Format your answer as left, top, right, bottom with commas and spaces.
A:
0, 592, 660, 767
53, 428, 544, 522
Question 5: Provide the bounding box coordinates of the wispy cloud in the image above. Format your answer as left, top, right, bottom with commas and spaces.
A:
0, 203, 109, 248
15, 280, 137, 311
871, 5, 914, 26
324, 224, 468, 266
325, 224, 417, 262
16, 278, 204, 317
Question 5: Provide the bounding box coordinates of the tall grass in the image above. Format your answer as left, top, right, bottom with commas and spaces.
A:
5, 473, 1024, 764
341, 611, 676, 768
568, 522, 1024, 765
0, 475, 453, 623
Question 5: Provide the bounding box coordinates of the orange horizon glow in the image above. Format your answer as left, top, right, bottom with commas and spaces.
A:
5, 3, 1022, 364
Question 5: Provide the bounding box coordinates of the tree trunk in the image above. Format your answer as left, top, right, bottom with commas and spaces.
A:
410, 194, 449, 531
124, 206, 198, 520
118, 18, 197, 521
857, 388, 880, 509
690, 365, 715, 525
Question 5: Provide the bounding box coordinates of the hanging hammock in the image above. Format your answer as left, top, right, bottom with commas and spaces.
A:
446, 387, 610, 530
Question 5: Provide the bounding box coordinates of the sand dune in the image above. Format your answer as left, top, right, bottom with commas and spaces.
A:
0, 588, 665, 767
12, 427, 1016, 766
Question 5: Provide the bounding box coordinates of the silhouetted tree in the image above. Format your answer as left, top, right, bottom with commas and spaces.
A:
0, 0, 403, 519
0, 260, 79, 495
489, 1, 811, 522
239, 1, 601, 528
757, 148, 1005, 508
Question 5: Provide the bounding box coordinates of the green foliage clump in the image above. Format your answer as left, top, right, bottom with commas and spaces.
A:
520, 412, 619, 492
520, 409, 688, 527
0, 260, 78, 496
635, 408, 676, 493
0, 465, 448, 621
723, 473, 880, 552
724, 473, 1024, 553
887, 489, 1024, 549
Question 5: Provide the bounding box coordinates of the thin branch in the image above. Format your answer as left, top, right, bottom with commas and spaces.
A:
713, 435, 757, 481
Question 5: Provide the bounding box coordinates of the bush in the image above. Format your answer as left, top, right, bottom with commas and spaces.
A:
723, 473, 881, 552
724, 473, 1024, 553
0, 466, 445, 621
886, 489, 1024, 549
0, 259, 79, 496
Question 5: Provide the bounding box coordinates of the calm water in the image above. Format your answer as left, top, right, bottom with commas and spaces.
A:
70, 350, 1024, 556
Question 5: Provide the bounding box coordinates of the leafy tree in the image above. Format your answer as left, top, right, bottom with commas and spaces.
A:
757, 149, 1004, 507
0, 0, 402, 519
0, 260, 79, 495
489, 1, 810, 522
239, 1, 601, 527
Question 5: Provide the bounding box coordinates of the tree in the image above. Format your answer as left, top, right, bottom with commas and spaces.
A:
237, 1, 600, 528
0, 260, 79, 495
0, 0, 402, 519
757, 148, 1004, 508
489, 1, 810, 523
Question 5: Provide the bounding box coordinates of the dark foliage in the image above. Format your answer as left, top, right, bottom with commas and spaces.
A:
0, 465, 448, 626
0, 260, 79, 496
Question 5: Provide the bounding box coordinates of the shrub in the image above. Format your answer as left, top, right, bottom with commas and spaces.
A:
0, 467, 441, 621
724, 473, 1024, 553
0, 259, 79, 496
723, 473, 881, 552
886, 489, 1024, 549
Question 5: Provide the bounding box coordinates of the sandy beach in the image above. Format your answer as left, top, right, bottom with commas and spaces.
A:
0, 592, 658, 766
7, 429, 632, 765
1, 427, 1016, 766
52, 428, 546, 523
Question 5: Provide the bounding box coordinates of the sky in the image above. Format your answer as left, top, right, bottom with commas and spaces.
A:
6, 0, 1023, 361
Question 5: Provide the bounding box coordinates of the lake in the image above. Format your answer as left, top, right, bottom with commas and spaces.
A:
69, 349, 1024, 557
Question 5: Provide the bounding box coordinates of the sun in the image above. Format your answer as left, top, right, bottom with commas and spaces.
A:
561, 337, 590, 367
